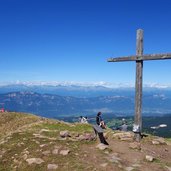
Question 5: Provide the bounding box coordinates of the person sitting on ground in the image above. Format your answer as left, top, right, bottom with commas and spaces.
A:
96, 112, 106, 129
79, 116, 88, 123
120, 118, 128, 131
82, 116, 88, 123
79, 116, 83, 123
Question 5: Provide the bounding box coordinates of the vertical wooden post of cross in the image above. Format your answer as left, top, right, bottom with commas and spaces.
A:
134, 29, 143, 141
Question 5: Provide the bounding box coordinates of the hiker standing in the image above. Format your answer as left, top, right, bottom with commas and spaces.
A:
94, 111, 108, 145
96, 112, 106, 129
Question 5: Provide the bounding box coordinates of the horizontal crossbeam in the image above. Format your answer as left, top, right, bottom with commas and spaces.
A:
108, 53, 171, 62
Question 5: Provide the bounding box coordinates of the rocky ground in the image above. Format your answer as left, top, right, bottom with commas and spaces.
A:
0, 112, 171, 171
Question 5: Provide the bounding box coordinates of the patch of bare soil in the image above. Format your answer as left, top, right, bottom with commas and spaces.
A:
80, 131, 171, 171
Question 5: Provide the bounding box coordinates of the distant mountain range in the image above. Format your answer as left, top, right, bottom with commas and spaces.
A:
0, 83, 119, 97
0, 89, 171, 118
1, 81, 171, 88
1, 82, 171, 97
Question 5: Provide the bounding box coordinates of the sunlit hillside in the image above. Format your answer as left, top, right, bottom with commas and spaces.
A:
0, 112, 171, 171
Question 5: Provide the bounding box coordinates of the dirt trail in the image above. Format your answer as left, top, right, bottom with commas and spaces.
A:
80, 132, 171, 171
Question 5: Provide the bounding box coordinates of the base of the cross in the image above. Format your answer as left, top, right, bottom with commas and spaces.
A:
133, 124, 142, 142
134, 133, 142, 142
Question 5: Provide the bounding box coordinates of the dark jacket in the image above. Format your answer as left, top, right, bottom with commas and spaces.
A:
96, 115, 103, 126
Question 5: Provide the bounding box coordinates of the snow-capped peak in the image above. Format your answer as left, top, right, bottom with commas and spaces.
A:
0, 81, 171, 89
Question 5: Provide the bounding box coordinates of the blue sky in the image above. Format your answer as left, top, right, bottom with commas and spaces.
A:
0, 0, 171, 85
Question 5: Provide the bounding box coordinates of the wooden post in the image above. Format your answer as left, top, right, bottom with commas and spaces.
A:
134, 29, 143, 141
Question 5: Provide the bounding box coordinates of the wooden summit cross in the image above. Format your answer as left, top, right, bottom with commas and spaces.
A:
107, 29, 171, 141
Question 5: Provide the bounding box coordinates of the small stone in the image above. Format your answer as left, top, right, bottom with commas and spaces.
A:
24, 150, 29, 155
52, 149, 59, 155
152, 138, 166, 145
145, 155, 154, 162
118, 164, 123, 168
165, 148, 168, 152
60, 131, 70, 138
33, 133, 44, 138
100, 163, 108, 167
132, 163, 141, 167
108, 154, 121, 163
13, 159, 20, 164
59, 150, 70, 156
35, 141, 40, 144
47, 164, 58, 170
6, 136, 12, 140
22, 154, 28, 160
77, 135, 85, 141
165, 166, 171, 171
129, 142, 141, 150
26, 158, 44, 165
96, 143, 109, 150
152, 140, 160, 145
0, 140, 7, 145
40, 129, 50, 133
125, 166, 134, 171
42, 150, 51, 155
40, 144, 47, 148
104, 151, 109, 154
17, 143, 21, 147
